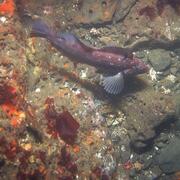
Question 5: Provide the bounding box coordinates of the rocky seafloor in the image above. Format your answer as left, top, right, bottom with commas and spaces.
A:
0, 0, 180, 179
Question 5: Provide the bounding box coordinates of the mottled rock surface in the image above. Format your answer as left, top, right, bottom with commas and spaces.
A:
73, 0, 120, 24
118, 78, 176, 152
156, 137, 180, 173
72, 0, 137, 24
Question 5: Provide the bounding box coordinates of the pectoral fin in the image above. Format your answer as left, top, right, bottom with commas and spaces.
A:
102, 72, 124, 95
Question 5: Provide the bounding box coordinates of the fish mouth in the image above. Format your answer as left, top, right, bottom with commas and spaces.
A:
144, 64, 150, 73
135, 58, 150, 73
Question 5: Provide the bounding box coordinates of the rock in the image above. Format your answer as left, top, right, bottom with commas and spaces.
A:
116, 166, 129, 179
170, 67, 179, 75
156, 137, 180, 173
105, 111, 125, 127
113, 0, 137, 22
142, 166, 162, 180
129, 169, 136, 178
143, 158, 153, 170
148, 49, 171, 72
117, 78, 176, 153
73, 0, 136, 25
174, 48, 180, 56
73, 0, 119, 24
110, 127, 131, 162
155, 132, 169, 149
175, 94, 180, 120
118, 0, 180, 51
174, 94, 180, 130
156, 142, 166, 149
0, 157, 5, 168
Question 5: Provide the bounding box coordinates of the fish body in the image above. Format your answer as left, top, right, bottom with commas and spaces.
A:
31, 20, 149, 94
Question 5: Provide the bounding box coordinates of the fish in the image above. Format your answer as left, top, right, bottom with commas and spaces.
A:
30, 19, 149, 94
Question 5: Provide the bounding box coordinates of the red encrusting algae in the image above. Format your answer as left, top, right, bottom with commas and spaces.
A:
0, 0, 15, 17
156, 0, 180, 15
0, 137, 20, 160
44, 97, 80, 144
139, 6, 157, 20
58, 146, 78, 177
0, 84, 17, 104
0, 83, 25, 127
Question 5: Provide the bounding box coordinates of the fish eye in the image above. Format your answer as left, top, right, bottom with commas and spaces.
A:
57, 37, 65, 41
61, 37, 66, 41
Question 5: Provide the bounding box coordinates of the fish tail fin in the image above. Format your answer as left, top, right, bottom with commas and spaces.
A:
31, 19, 53, 38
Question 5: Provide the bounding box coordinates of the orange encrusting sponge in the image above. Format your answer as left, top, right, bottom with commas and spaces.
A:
0, 0, 15, 17
1, 102, 25, 127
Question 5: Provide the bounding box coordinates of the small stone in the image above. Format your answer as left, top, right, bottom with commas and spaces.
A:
116, 166, 129, 180
29, 155, 35, 163
156, 142, 166, 149
35, 88, 41, 93
120, 148, 131, 163
143, 166, 162, 180
157, 133, 169, 143
170, 67, 178, 75
150, 165, 162, 178
156, 137, 180, 173
105, 112, 125, 127
135, 51, 146, 59
103, 154, 116, 175
0, 16, 7, 23
169, 51, 176, 57
0, 158, 5, 167
143, 158, 153, 170
129, 169, 136, 177
25, 143, 32, 151
131, 140, 147, 152
134, 161, 143, 171
174, 95, 180, 130
148, 49, 171, 72
174, 48, 180, 56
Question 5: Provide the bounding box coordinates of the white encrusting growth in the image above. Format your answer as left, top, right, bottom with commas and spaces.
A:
149, 67, 163, 81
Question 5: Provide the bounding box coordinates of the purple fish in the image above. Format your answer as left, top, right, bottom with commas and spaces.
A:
31, 19, 149, 94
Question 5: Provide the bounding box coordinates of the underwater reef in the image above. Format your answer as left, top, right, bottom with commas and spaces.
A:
0, 0, 180, 179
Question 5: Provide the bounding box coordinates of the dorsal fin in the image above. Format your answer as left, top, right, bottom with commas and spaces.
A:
101, 46, 131, 56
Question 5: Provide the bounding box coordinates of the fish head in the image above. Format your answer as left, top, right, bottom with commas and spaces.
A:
124, 57, 149, 75
57, 33, 78, 47
133, 58, 149, 73
56, 32, 86, 54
